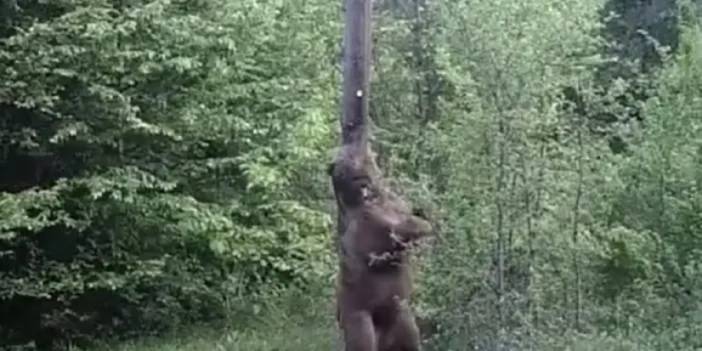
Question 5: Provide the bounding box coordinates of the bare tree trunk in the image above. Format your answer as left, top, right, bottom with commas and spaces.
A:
495, 117, 507, 350
507, 171, 518, 273
572, 126, 584, 331
488, 62, 510, 350
535, 144, 545, 319
340, 0, 373, 148
411, 0, 426, 121
525, 143, 544, 350
332, 0, 374, 247
524, 181, 534, 350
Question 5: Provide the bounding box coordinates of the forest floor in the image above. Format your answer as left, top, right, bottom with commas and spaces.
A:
88, 311, 664, 351
95, 323, 336, 351
83, 289, 661, 351
89, 291, 339, 351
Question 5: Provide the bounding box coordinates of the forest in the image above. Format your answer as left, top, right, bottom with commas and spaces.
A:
1, 0, 701, 350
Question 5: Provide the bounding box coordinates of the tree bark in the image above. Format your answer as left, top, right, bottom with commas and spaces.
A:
526, 142, 545, 347
332, 0, 374, 245
495, 115, 507, 349
572, 126, 584, 331
340, 0, 373, 148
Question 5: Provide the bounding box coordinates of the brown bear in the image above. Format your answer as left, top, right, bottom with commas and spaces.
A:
330, 146, 433, 351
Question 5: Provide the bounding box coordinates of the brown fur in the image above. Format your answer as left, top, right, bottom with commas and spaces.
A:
330, 147, 432, 351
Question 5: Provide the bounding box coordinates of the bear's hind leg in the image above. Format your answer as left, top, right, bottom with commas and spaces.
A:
342, 310, 377, 351
379, 306, 420, 351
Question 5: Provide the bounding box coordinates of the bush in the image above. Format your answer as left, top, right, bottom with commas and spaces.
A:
0, 0, 338, 348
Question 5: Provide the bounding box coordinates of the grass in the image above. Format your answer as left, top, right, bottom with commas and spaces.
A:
95, 324, 337, 351
86, 313, 696, 351
83, 287, 696, 351
87, 288, 339, 351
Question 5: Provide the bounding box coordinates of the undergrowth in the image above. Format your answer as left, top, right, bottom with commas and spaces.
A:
82, 287, 338, 351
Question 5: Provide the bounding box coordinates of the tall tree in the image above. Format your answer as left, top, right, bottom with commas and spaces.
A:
330, 0, 433, 349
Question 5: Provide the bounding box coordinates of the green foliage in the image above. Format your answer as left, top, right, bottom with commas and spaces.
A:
85, 287, 338, 351
0, 0, 700, 349
0, 0, 338, 347
371, 0, 701, 350
594, 14, 702, 346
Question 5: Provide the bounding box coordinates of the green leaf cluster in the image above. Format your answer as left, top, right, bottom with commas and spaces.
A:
0, 0, 339, 347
